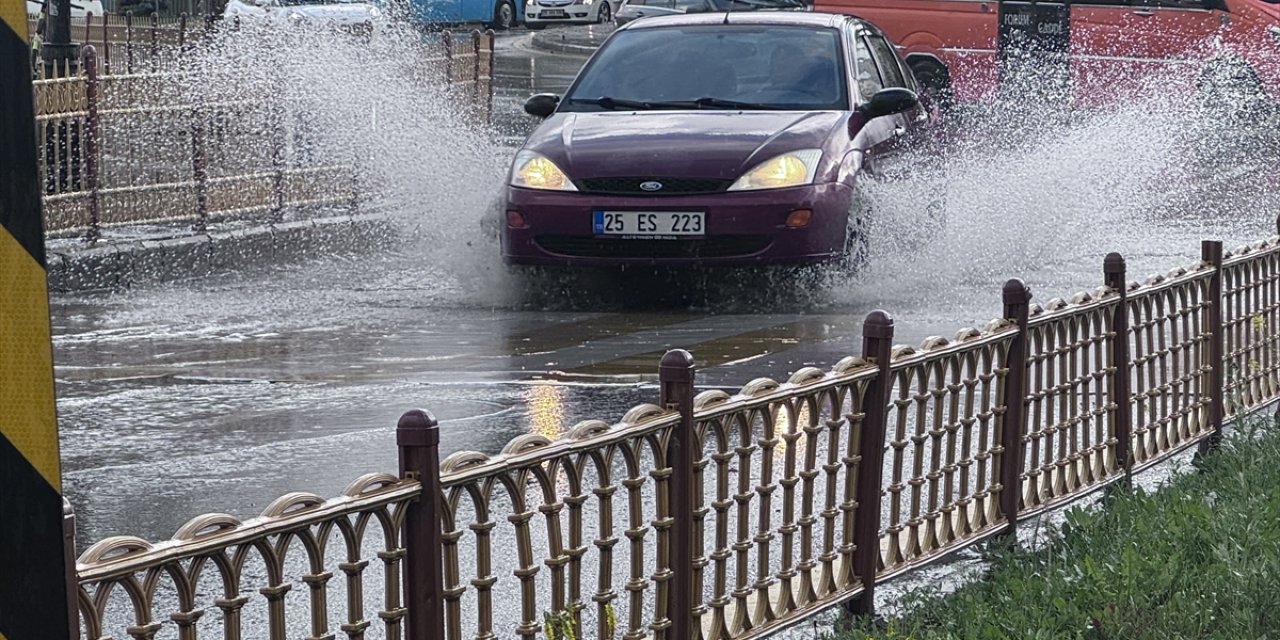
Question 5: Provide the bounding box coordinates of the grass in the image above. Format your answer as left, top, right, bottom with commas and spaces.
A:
840, 414, 1280, 640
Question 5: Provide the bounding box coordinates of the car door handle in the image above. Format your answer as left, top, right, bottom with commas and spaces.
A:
1132, 9, 1154, 15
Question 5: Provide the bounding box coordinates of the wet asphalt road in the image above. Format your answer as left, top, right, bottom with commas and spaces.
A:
51, 27, 1280, 555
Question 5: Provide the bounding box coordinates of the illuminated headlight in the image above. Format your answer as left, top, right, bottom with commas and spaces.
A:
728, 150, 822, 191
1270, 25, 1280, 49
511, 151, 577, 191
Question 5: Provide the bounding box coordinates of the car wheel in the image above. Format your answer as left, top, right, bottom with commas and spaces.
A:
597, 1, 611, 23
908, 57, 952, 111
839, 203, 871, 273
490, 0, 516, 30
1197, 57, 1266, 122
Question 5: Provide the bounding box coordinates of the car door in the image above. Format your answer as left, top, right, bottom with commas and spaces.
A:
860, 30, 922, 182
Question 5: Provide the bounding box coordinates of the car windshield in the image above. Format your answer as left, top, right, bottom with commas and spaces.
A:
562, 25, 849, 111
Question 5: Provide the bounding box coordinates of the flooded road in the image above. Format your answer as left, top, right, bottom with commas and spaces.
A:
50, 27, 1280, 558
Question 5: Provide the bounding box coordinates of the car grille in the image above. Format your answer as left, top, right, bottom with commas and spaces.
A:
578, 177, 733, 196
535, 235, 771, 258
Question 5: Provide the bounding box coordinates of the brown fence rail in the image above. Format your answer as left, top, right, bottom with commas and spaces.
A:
70, 225, 1280, 639
32, 26, 496, 242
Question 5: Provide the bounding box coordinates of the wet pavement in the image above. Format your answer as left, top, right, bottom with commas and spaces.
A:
45, 23, 1280, 636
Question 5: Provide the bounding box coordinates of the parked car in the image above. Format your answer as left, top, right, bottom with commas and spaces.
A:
223, 0, 382, 32
26, 0, 107, 18
815, 0, 1280, 114
614, 0, 806, 25
499, 12, 942, 269
525, 0, 619, 29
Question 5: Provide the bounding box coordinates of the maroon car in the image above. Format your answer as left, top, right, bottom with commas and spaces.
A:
501, 11, 941, 268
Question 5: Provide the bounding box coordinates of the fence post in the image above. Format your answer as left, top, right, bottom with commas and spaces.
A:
398, 409, 445, 640
471, 29, 481, 120
1104, 254, 1133, 487
64, 499, 80, 640
82, 45, 101, 244
1200, 240, 1225, 454
271, 105, 286, 224
442, 30, 454, 85
999, 279, 1031, 536
125, 12, 134, 74
660, 349, 696, 640
149, 14, 159, 69
486, 29, 495, 125
190, 94, 208, 233
846, 310, 894, 618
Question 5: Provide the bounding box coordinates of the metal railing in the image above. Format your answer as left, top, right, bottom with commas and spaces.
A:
71, 224, 1280, 639
32, 23, 496, 242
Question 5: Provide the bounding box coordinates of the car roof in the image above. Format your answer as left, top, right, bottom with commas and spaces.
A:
619, 10, 859, 32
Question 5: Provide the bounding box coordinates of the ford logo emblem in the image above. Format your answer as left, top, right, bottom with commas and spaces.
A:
639, 181, 664, 192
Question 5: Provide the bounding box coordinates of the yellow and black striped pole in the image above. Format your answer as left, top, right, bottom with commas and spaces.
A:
1, 0, 74, 637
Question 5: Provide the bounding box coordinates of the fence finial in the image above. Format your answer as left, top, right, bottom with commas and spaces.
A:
1003, 278, 1031, 305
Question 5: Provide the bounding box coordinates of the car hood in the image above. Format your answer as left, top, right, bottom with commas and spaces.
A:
522, 110, 843, 181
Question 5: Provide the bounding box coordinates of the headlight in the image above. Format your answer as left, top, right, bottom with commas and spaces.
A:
511, 151, 577, 191
728, 149, 822, 191
1270, 25, 1280, 49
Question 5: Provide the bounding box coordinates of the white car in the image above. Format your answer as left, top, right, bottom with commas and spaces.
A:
26, 0, 107, 19
223, 0, 382, 31
524, 0, 618, 29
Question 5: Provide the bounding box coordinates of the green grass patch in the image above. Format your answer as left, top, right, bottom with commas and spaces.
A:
841, 416, 1280, 640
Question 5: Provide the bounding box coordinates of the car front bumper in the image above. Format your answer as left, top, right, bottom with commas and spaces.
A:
500, 183, 854, 267
525, 3, 595, 22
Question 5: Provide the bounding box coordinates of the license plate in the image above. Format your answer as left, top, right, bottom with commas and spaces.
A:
541, 9, 566, 16
593, 211, 705, 237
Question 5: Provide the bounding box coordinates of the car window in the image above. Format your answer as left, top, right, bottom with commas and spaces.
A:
672, 0, 703, 7
563, 25, 850, 111
865, 35, 907, 88
849, 33, 883, 100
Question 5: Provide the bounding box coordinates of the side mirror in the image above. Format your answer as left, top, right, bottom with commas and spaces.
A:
860, 87, 919, 119
524, 93, 560, 118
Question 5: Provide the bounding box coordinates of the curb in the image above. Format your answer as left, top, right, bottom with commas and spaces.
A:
528, 28, 610, 55
46, 213, 396, 293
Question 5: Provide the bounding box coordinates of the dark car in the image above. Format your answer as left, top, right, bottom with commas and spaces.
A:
500, 12, 941, 268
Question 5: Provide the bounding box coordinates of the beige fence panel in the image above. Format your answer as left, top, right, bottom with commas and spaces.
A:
1019, 291, 1122, 516
32, 30, 494, 241
690, 360, 878, 639
437, 404, 682, 640
877, 326, 1014, 578
1124, 265, 1216, 471
74, 474, 420, 640
1222, 237, 1280, 415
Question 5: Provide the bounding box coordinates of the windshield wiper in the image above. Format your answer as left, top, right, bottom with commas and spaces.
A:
567, 96, 658, 110
569, 96, 787, 111
644, 97, 789, 110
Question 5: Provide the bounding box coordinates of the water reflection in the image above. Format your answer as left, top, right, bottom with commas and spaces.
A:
525, 382, 567, 440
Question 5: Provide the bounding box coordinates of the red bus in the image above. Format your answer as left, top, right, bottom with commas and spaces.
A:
814, 0, 1280, 112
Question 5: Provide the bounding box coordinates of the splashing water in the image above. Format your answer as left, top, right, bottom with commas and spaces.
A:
89, 21, 1280, 321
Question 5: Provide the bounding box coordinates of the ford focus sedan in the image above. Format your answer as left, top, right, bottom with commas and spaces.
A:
500, 12, 940, 268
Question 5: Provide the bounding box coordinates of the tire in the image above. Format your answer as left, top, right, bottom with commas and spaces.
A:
597, 1, 611, 23
908, 57, 952, 111
1197, 58, 1266, 122
489, 0, 516, 30
839, 200, 871, 273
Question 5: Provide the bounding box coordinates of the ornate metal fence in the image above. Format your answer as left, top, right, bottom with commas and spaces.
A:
32, 22, 496, 242
70, 228, 1280, 639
